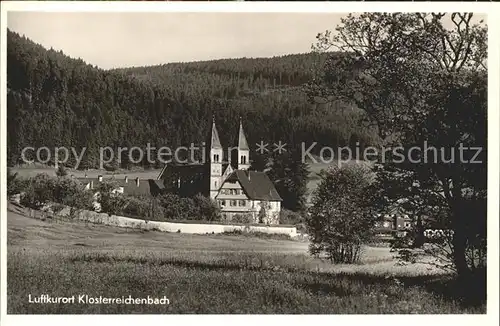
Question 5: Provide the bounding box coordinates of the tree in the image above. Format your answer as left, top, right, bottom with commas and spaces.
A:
20, 173, 56, 209
56, 165, 68, 177
7, 168, 23, 196
96, 180, 127, 216
258, 201, 270, 224
306, 164, 377, 263
262, 148, 309, 212
192, 193, 221, 221
307, 13, 487, 279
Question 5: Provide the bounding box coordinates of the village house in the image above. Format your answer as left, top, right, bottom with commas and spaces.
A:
76, 174, 165, 212
77, 175, 165, 197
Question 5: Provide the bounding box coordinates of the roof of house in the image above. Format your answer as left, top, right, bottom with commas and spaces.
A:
156, 161, 205, 180
76, 177, 164, 197
222, 170, 282, 201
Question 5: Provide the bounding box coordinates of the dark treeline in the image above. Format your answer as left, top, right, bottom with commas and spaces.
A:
7, 29, 378, 169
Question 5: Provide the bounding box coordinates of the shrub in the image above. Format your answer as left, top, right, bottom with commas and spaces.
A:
192, 194, 221, 221
279, 209, 304, 225
158, 193, 221, 221
55, 165, 68, 177
53, 177, 93, 209
95, 180, 127, 216
232, 213, 254, 224
19, 174, 93, 211
7, 168, 28, 196
123, 196, 151, 218
20, 174, 57, 209
122, 196, 166, 221
159, 193, 192, 220
305, 165, 377, 263
258, 202, 270, 223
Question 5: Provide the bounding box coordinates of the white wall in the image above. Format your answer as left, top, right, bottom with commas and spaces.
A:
51, 205, 297, 237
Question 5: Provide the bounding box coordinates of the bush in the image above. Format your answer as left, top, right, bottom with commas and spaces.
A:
20, 174, 57, 209
96, 180, 127, 216
158, 193, 221, 221
123, 196, 151, 218
55, 165, 68, 177
305, 165, 377, 263
232, 213, 254, 224
159, 193, 193, 220
53, 177, 93, 209
279, 209, 304, 225
192, 194, 221, 221
7, 168, 28, 196
19, 174, 93, 211
122, 196, 166, 221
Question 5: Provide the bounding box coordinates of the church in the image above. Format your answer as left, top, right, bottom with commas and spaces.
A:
157, 118, 283, 224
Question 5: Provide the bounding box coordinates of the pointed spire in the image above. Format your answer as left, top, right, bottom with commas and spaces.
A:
210, 116, 222, 149
238, 117, 249, 150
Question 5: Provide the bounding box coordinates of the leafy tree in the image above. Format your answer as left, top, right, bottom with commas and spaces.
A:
259, 148, 309, 212
306, 164, 377, 263
53, 177, 93, 210
192, 193, 221, 221
55, 165, 68, 177
279, 209, 304, 225
232, 213, 254, 224
7, 168, 27, 196
122, 195, 166, 221
258, 201, 270, 224
308, 13, 487, 279
95, 180, 127, 216
20, 173, 57, 209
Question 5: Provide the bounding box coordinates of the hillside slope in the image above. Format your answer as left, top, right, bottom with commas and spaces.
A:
7, 29, 377, 169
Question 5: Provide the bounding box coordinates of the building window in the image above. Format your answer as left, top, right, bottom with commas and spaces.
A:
220, 200, 226, 207
230, 200, 237, 207
213, 154, 220, 162
239, 200, 246, 207
214, 181, 218, 188
241, 156, 246, 164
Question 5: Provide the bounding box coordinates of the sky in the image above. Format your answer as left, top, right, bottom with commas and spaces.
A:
7, 12, 486, 70
7, 12, 347, 69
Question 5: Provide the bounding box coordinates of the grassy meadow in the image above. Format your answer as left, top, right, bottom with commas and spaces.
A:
7, 204, 485, 314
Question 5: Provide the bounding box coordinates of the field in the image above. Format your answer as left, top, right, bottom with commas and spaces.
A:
7, 204, 485, 314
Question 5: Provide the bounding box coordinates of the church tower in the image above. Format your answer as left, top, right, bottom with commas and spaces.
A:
209, 117, 223, 199
238, 118, 250, 171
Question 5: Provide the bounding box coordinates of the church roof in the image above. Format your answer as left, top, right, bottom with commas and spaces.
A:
211, 120, 222, 149
224, 170, 282, 201
238, 120, 249, 150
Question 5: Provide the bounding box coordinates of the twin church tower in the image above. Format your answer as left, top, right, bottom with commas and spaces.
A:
208, 117, 250, 199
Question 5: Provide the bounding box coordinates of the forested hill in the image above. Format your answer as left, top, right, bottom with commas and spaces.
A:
7, 29, 378, 169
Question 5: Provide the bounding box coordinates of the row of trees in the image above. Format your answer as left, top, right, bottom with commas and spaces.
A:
8, 171, 222, 222
8, 170, 303, 226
